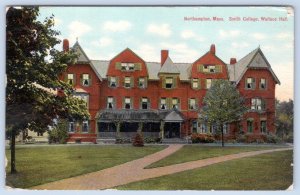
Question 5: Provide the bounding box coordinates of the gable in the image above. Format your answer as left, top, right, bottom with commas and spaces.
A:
249, 52, 269, 68
164, 110, 184, 122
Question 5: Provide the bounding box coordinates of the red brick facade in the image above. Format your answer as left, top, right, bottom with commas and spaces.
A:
62, 40, 280, 143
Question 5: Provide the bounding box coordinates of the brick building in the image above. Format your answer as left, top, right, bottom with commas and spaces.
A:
61, 39, 280, 143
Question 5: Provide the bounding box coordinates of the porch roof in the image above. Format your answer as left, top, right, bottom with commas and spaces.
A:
96, 109, 185, 122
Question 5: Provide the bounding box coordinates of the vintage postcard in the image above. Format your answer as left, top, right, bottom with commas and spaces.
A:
5, 6, 294, 191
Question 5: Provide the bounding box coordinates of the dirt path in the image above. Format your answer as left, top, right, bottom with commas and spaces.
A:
31, 145, 291, 190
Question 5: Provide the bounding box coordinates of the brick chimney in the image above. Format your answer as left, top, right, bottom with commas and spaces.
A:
161, 50, 169, 66
210, 44, 216, 55
63, 39, 69, 52
230, 58, 237, 65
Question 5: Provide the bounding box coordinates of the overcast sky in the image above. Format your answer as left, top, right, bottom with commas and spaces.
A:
39, 6, 294, 101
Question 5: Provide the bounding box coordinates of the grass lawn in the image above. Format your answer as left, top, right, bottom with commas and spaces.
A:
117, 150, 293, 190
5, 145, 166, 189
146, 145, 284, 168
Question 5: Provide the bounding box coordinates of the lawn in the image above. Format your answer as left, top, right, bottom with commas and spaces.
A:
5, 145, 166, 189
146, 145, 284, 168
117, 150, 293, 190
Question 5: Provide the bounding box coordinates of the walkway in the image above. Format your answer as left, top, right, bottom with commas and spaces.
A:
31, 145, 292, 190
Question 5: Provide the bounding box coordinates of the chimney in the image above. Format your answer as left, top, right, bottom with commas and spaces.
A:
161, 50, 169, 66
63, 39, 69, 52
230, 58, 237, 65
210, 44, 216, 55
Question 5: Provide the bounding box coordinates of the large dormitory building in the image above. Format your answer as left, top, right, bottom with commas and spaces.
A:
61, 39, 280, 143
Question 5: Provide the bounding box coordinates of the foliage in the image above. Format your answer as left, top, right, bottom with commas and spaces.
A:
200, 80, 248, 146
266, 134, 281, 144
144, 137, 162, 143
48, 119, 69, 144
275, 99, 293, 140
191, 133, 215, 143
132, 133, 144, 147
115, 137, 131, 144
6, 6, 89, 173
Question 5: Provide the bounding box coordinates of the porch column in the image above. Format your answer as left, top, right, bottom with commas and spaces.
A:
160, 121, 165, 139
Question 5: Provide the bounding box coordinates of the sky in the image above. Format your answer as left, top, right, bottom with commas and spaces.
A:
39, 6, 294, 101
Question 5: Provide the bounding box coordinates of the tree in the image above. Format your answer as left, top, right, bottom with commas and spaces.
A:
6, 6, 89, 173
275, 99, 293, 141
200, 80, 248, 147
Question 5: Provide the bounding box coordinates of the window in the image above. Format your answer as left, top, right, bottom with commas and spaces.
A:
82, 74, 90, 86
160, 98, 167, 109
247, 119, 253, 133
141, 97, 149, 109
165, 77, 173, 89
246, 77, 255, 89
192, 121, 197, 133
189, 98, 197, 110
172, 98, 179, 109
68, 122, 75, 132
138, 78, 146, 88
223, 124, 229, 134
121, 63, 135, 71
107, 97, 114, 109
260, 78, 266, 89
109, 77, 117, 87
251, 98, 265, 110
124, 97, 131, 109
37, 132, 44, 136
199, 123, 207, 133
192, 78, 199, 89
74, 93, 89, 108
82, 121, 89, 133
261, 120, 267, 133
204, 65, 215, 73
124, 77, 131, 88
206, 79, 212, 89
67, 74, 74, 85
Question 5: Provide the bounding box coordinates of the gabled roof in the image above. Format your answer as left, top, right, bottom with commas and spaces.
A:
159, 57, 180, 74
72, 41, 103, 81
90, 60, 109, 79
233, 47, 280, 84
109, 48, 146, 63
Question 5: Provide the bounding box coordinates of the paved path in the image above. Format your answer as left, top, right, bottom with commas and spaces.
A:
31, 145, 292, 190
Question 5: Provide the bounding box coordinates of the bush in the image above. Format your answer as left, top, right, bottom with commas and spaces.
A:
285, 134, 293, 143
48, 120, 68, 144
144, 137, 156, 143
115, 137, 131, 144
132, 133, 144, 147
266, 134, 281, 144
237, 135, 246, 143
191, 133, 215, 143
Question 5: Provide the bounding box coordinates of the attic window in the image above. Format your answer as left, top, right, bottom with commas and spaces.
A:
121, 63, 135, 71
246, 78, 255, 89
203, 65, 215, 73
165, 77, 173, 89
160, 98, 167, 110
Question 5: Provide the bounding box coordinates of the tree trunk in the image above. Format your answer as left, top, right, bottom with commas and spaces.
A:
221, 124, 224, 147
10, 128, 17, 174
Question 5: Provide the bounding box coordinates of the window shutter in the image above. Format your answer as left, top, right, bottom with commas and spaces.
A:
188, 99, 191, 110
167, 98, 171, 109
245, 78, 248, 89
115, 62, 121, 70
131, 97, 133, 109
198, 64, 204, 72
196, 98, 199, 109
252, 78, 256, 89
262, 99, 266, 110
216, 65, 222, 73
178, 98, 181, 110
162, 76, 166, 88
197, 79, 201, 89
135, 63, 142, 70
80, 74, 83, 86
73, 74, 76, 86
116, 77, 119, 87
145, 77, 148, 88
173, 77, 177, 88
204, 79, 207, 89
107, 76, 111, 87
122, 97, 125, 109
130, 77, 134, 88
89, 75, 92, 86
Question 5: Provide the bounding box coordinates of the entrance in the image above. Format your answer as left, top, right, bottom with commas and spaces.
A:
164, 122, 180, 138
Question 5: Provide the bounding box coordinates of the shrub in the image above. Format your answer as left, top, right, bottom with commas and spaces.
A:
266, 134, 281, 144
115, 137, 131, 144
48, 120, 68, 144
285, 134, 293, 143
237, 135, 246, 143
144, 137, 156, 143
132, 133, 144, 147
191, 133, 215, 143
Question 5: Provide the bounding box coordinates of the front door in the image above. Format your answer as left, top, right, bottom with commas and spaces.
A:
164, 122, 180, 138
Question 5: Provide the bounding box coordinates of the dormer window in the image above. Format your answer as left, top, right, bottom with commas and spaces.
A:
81, 74, 90, 86
160, 98, 167, 110
109, 77, 117, 88
165, 77, 173, 89
121, 63, 135, 71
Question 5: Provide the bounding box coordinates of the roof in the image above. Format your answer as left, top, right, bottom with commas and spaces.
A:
231, 47, 280, 84
159, 57, 180, 74
90, 60, 109, 78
